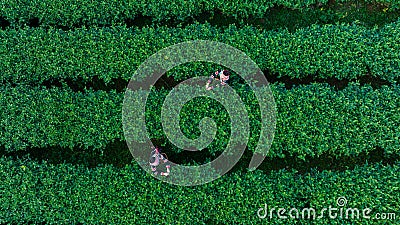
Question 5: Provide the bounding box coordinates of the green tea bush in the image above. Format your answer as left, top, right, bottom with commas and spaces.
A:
1, 0, 399, 27
144, 83, 400, 159
0, 156, 398, 224
0, 85, 124, 151
1, 21, 399, 85
1, 83, 399, 159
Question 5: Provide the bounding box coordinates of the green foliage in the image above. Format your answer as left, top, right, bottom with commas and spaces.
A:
0, 85, 123, 151
1, 0, 399, 27
0, 156, 398, 224
1, 83, 399, 160
1, 21, 399, 85
1, 1, 398, 223
271, 83, 400, 159
145, 83, 400, 159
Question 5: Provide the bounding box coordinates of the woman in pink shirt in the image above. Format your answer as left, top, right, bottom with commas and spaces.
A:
149, 147, 170, 176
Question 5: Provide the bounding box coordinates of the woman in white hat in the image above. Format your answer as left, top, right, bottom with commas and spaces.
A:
206, 69, 231, 90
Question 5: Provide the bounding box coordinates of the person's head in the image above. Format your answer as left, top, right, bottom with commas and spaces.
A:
223, 70, 230, 76
151, 146, 161, 153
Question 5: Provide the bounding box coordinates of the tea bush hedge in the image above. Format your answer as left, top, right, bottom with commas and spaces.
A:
1, 21, 400, 85
2, 1, 398, 224
1, 0, 399, 27
1, 83, 398, 159
0, 85, 124, 151
0, 156, 398, 224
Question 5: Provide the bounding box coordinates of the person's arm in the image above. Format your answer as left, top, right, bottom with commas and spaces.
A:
207, 76, 214, 84
161, 157, 171, 176
161, 167, 170, 176
161, 163, 170, 176
220, 74, 229, 86
208, 71, 219, 83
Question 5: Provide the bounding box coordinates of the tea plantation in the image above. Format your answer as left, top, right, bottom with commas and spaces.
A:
0, 0, 399, 224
